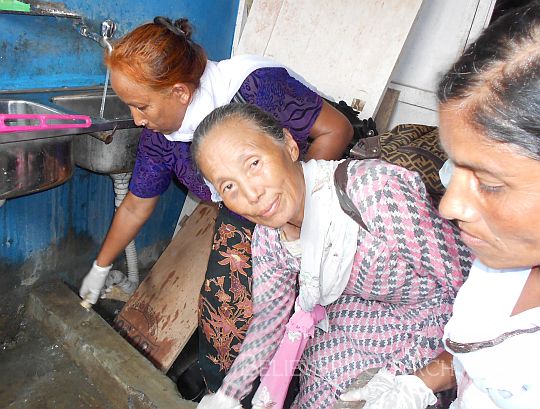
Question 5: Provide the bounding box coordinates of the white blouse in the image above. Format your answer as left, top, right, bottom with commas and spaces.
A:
444, 260, 540, 409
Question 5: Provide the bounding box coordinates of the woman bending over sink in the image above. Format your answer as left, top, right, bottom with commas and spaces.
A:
78, 16, 353, 399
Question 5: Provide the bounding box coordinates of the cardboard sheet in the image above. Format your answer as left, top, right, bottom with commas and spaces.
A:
236, 0, 423, 118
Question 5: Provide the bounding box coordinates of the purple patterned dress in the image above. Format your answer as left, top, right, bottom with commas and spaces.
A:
128, 67, 319, 200
127, 66, 323, 394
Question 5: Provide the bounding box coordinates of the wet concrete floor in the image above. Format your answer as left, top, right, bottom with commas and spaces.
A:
0, 319, 115, 409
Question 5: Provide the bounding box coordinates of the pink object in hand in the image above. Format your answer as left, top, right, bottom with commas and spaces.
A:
254, 304, 326, 409
0, 113, 92, 133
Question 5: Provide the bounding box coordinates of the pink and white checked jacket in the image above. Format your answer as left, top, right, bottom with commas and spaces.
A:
221, 159, 471, 408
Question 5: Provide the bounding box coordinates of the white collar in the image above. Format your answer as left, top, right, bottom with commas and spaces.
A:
163, 55, 283, 142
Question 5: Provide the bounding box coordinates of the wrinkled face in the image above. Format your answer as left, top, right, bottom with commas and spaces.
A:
438, 104, 540, 269
197, 118, 305, 228
110, 69, 189, 135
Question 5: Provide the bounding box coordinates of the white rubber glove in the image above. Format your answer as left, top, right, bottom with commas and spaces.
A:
197, 390, 242, 409
79, 260, 112, 305
340, 369, 437, 409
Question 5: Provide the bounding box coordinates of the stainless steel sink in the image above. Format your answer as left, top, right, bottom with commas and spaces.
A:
0, 100, 73, 200
51, 93, 129, 119
0, 87, 140, 199
51, 92, 140, 174
0, 99, 58, 115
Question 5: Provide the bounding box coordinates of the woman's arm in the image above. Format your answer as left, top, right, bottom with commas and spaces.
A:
219, 227, 298, 401
80, 192, 158, 303
238, 68, 353, 161
305, 100, 353, 160
415, 351, 456, 393
96, 192, 159, 267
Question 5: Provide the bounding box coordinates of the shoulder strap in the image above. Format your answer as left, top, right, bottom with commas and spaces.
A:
349, 135, 381, 159
334, 159, 367, 230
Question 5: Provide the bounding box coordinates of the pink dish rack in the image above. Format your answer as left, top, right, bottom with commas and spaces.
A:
0, 113, 92, 133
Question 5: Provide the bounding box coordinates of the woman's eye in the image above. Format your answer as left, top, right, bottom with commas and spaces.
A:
478, 183, 503, 193
251, 160, 259, 168
137, 106, 147, 112
223, 183, 233, 192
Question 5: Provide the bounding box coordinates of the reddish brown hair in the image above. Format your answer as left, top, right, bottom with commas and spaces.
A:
104, 17, 207, 91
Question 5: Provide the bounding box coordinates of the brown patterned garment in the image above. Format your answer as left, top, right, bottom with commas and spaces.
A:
198, 205, 255, 392
350, 124, 447, 206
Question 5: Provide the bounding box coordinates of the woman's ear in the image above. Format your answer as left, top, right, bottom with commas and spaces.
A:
171, 83, 192, 104
284, 129, 300, 161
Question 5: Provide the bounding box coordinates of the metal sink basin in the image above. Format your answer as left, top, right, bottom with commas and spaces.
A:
0, 87, 140, 199
0, 99, 73, 199
51, 92, 140, 174
0, 99, 58, 115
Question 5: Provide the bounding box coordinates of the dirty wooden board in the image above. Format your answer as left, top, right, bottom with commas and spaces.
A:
236, 0, 423, 118
115, 202, 218, 372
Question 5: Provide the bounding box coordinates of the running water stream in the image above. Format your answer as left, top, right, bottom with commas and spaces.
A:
99, 67, 110, 119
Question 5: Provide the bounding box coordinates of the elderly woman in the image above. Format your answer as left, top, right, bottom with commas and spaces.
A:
341, 3, 540, 409
191, 102, 471, 408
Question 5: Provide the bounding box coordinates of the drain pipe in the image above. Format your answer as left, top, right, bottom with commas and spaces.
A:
106, 172, 139, 295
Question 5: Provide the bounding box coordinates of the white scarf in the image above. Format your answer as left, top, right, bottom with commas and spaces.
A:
163, 54, 284, 142
298, 160, 359, 313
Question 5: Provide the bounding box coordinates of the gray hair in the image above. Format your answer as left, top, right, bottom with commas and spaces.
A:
191, 103, 286, 172
437, 2, 540, 160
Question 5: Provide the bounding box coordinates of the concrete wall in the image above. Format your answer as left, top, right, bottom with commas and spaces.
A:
0, 0, 239, 336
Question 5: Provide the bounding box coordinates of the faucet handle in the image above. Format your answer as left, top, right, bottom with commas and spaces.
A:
101, 19, 116, 40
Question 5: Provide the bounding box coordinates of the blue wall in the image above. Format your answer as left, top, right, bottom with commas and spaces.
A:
0, 0, 239, 328
0, 0, 239, 89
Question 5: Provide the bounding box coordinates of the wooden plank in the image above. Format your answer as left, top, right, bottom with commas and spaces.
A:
237, 0, 423, 118
235, 0, 284, 55
115, 202, 218, 372
374, 88, 400, 134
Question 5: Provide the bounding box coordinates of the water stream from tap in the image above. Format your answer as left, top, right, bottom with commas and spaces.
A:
99, 67, 110, 119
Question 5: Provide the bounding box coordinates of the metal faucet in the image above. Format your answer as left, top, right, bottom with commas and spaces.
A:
76, 19, 117, 53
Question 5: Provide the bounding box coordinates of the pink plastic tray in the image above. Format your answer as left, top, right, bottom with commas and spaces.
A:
0, 113, 92, 133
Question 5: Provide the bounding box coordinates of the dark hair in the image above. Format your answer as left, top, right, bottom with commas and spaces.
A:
437, 2, 540, 159
104, 17, 207, 91
191, 103, 286, 171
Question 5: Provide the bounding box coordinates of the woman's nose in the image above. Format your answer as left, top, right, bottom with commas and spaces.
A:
242, 182, 263, 204
439, 169, 478, 223
130, 108, 147, 127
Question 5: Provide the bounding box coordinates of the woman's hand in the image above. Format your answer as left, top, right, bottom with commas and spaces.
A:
79, 261, 112, 304
339, 369, 437, 409
340, 352, 455, 408
197, 390, 242, 409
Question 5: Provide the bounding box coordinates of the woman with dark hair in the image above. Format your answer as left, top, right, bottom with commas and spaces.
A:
77, 16, 353, 394
341, 3, 540, 408
190, 103, 470, 408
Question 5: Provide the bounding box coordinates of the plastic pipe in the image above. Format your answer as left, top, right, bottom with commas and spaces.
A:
109, 172, 139, 294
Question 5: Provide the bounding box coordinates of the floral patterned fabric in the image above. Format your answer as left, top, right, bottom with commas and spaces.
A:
199, 206, 256, 392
